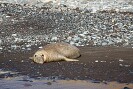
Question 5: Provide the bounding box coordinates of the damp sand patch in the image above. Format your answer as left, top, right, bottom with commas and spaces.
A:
0, 76, 133, 89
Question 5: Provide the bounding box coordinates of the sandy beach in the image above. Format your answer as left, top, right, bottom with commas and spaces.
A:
0, 2, 133, 89
0, 46, 133, 89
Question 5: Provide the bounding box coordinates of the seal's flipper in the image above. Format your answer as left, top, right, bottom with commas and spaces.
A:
64, 57, 79, 61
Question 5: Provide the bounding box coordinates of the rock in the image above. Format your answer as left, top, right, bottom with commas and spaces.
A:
95, 60, 98, 63
11, 45, 21, 50
0, 39, 2, 45
46, 82, 52, 85
123, 87, 131, 89
0, 1, 133, 49
119, 59, 124, 62
11, 34, 17, 37
26, 44, 31, 48
0, 47, 3, 50
51, 36, 58, 41
102, 42, 108, 46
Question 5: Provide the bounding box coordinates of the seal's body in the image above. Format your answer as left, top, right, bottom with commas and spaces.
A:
30, 42, 80, 64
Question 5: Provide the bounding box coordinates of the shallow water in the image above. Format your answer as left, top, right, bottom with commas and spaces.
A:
0, 76, 133, 89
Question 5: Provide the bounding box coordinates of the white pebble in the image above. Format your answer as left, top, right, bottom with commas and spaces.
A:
67, 36, 72, 40
79, 34, 85, 37
51, 36, 58, 41
11, 45, 20, 49
27, 48, 31, 50
21, 60, 24, 62
119, 64, 123, 66
83, 31, 89, 35
9, 60, 12, 62
100, 61, 106, 62
12, 34, 17, 37
124, 65, 130, 67
119, 59, 124, 62
22, 47, 25, 50
95, 60, 98, 62
6, 15, 11, 18
102, 42, 107, 46
26, 44, 31, 48
70, 41, 75, 45
39, 46, 43, 49
0, 47, 3, 50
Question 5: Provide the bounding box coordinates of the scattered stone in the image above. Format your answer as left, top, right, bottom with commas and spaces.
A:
91, 80, 101, 83
100, 61, 106, 62
51, 36, 58, 41
27, 48, 31, 50
119, 64, 123, 66
26, 44, 31, 48
119, 59, 124, 62
124, 65, 130, 67
0, 47, 3, 50
95, 60, 99, 62
21, 60, 24, 62
11, 34, 17, 37
123, 87, 131, 89
46, 82, 52, 85
0, 2, 133, 51
39, 46, 43, 49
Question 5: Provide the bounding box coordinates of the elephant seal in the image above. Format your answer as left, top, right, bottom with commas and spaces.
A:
30, 42, 81, 64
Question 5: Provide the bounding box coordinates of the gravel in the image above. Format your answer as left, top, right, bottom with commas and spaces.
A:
0, 2, 133, 51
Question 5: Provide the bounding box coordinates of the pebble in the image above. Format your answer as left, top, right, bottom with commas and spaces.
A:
100, 61, 106, 63
0, 39, 2, 45
0, 47, 3, 50
119, 64, 123, 66
26, 44, 31, 48
119, 59, 124, 62
46, 82, 52, 85
91, 80, 101, 83
11, 34, 17, 37
0, 1, 133, 51
21, 47, 25, 50
119, 64, 130, 67
27, 48, 31, 50
21, 60, 24, 62
124, 65, 130, 67
51, 36, 58, 41
95, 60, 99, 63
11, 45, 20, 50
9, 60, 12, 62
39, 46, 43, 49
123, 87, 131, 89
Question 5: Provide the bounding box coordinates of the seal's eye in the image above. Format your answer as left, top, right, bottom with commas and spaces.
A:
42, 54, 44, 57
34, 55, 37, 57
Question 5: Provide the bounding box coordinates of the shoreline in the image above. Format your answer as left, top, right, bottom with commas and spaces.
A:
0, 76, 133, 89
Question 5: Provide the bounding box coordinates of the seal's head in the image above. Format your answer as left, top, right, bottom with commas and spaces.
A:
30, 50, 47, 64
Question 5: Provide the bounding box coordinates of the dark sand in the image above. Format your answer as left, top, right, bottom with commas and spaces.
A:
0, 45, 133, 83
0, 3, 133, 88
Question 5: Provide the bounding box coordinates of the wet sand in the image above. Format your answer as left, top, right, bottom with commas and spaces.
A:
0, 45, 133, 84
0, 76, 133, 89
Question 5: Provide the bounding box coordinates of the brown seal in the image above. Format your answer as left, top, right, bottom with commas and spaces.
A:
30, 42, 81, 64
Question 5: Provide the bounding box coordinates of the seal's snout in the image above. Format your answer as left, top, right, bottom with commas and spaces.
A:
34, 57, 44, 64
